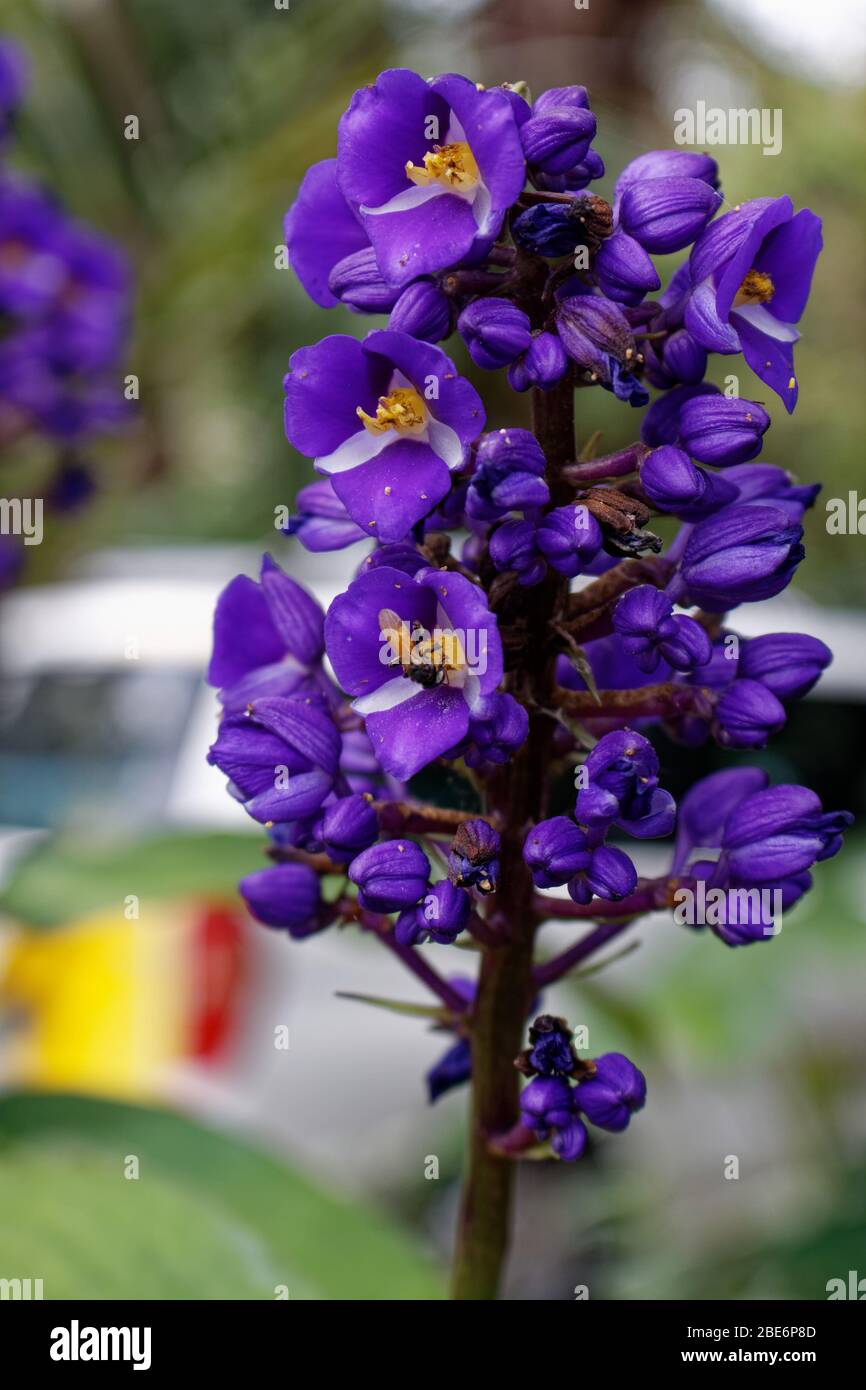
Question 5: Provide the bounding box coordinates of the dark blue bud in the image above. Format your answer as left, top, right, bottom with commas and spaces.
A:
677, 504, 804, 610
613, 584, 712, 673
640, 445, 738, 518
524, 816, 590, 888
577, 844, 638, 902
533, 148, 605, 193
593, 230, 660, 305
574, 1052, 646, 1131
508, 331, 570, 392
512, 202, 583, 258
520, 1075, 576, 1134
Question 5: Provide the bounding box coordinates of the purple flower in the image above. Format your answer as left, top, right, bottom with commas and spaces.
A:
613, 585, 712, 673
574, 1053, 646, 1131
555, 294, 648, 406
614, 150, 719, 209
525, 1016, 577, 1076
520, 86, 596, 174
524, 817, 590, 888
465, 427, 549, 521
658, 328, 708, 385
639, 445, 737, 518
208, 696, 342, 825
536, 503, 603, 577
284, 158, 374, 309
349, 838, 431, 913
686, 196, 822, 412
284, 329, 484, 541
319, 792, 379, 861
208, 554, 326, 710
458, 298, 532, 369
640, 381, 718, 448
721, 463, 819, 521
678, 393, 771, 467
427, 1037, 472, 1103
239, 864, 324, 938
569, 844, 638, 904
325, 565, 503, 780
713, 678, 787, 749
739, 632, 832, 701
336, 69, 525, 286
284, 478, 369, 552
675, 504, 804, 611
448, 818, 501, 894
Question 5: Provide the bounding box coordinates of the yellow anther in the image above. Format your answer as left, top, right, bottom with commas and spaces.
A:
357, 387, 427, 435
405, 142, 480, 194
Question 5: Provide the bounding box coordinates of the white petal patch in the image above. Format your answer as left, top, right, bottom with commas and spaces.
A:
362, 184, 442, 217
353, 675, 420, 715
427, 417, 466, 470
316, 427, 395, 475
733, 303, 800, 343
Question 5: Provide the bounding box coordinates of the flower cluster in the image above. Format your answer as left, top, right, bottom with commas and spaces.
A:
0, 37, 132, 584
208, 63, 851, 1229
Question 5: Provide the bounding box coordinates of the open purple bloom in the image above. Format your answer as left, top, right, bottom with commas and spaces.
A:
208, 695, 342, 825
284, 158, 383, 310
336, 69, 526, 287
686, 196, 822, 412
208, 553, 326, 710
325, 564, 503, 780
284, 329, 484, 541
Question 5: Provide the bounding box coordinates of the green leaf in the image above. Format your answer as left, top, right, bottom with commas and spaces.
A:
0, 832, 267, 928
335, 991, 450, 1021
0, 1092, 445, 1301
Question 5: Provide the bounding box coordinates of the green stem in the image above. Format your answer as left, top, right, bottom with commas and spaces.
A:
450, 377, 575, 1300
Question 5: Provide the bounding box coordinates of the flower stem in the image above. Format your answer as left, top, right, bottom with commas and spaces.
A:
450, 377, 575, 1300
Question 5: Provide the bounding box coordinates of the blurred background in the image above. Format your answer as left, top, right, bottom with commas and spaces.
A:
0, 0, 864, 1300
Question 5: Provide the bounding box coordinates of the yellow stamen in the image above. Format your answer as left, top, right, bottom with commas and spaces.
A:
357, 387, 427, 436
733, 268, 775, 308
405, 141, 480, 194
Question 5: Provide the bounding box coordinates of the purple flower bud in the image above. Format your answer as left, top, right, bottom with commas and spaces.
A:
524, 816, 590, 888
536, 503, 603, 577
660, 328, 707, 385
619, 177, 723, 254
640, 445, 738, 519
427, 1038, 471, 1103
348, 838, 430, 913
327, 246, 400, 313
571, 844, 638, 903
593, 230, 660, 305
613, 585, 712, 673
551, 1117, 589, 1161
576, 729, 676, 838
614, 150, 720, 206
466, 692, 529, 767
534, 148, 605, 194
574, 1053, 647, 1131
397, 878, 471, 945
489, 518, 546, 586
458, 299, 532, 370
448, 819, 501, 894
467, 428, 549, 521
678, 504, 804, 610
320, 792, 379, 861
722, 463, 820, 521
358, 541, 428, 576
520, 87, 596, 173
678, 394, 771, 467
721, 786, 853, 883
285, 478, 368, 552
713, 678, 787, 749
520, 1075, 576, 1134
238, 863, 323, 938
512, 202, 585, 258
739, 632, 832, 701
641, 382, 718, 447
388, 279, 453, 342
508, 331, 570, 392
